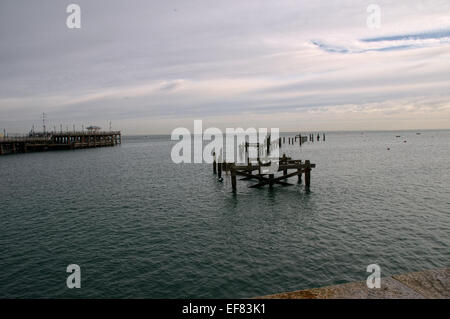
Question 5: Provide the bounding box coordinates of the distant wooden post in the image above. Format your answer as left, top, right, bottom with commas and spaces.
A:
269, 174, 274, 188
297, 160, 302, 184
305, 160, 311, 190
231, 164, 237, 191
257, 143, 260, 162
213, 152, 217, 174
245, 142, 249, 164
258, 160, 263, 182
299, 134, 302, 146
323, 133, 325, 141
282, 154, 287, 179
266, 135, 270, 155
283, 137, 285, 144
218, 162, 222, 179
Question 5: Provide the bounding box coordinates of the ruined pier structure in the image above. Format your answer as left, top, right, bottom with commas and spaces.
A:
0, 131, 121, 155
212, 133, 321, 192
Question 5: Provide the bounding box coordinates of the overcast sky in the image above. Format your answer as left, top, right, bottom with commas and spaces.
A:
1, 0, 449, 134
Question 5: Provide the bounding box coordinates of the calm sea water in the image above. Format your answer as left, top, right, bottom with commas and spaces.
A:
0, 130, 449, 298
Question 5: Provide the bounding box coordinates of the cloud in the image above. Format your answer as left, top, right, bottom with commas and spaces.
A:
1, 1, 450, 133
312, 29, 450, 54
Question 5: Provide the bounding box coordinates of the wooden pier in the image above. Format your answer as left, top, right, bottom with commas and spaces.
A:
0, 131, 121, 155
219, 157, 316, 192
213, 132, 320, 192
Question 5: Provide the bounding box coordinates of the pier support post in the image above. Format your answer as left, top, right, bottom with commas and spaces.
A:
269, 174, 274, 188
218, 162, 222, 180
213, 152, 217, 174
305, 160, 311, 191
231, 164, 237, 191
282, 154, 287, 179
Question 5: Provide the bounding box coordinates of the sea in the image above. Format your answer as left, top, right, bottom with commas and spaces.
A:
0, 130, 449, 298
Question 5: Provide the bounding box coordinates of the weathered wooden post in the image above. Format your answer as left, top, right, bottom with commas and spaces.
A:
269, 174, 274, 188
297, 160, 302, 184
213, 152, 217, 174
257, 143, 260, 162
299, 134, 302, 146
245, 142, 249, 164
305, 160, 311, 191
323, 133, 325, 141
218, 162, 222, 180
283, 137, 285, 144
266, 135, 270, 155
282, 154, 287, 179
258, 160, 263, 182
231, 164, 237, 191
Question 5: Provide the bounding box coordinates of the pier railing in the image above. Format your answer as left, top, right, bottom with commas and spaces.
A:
0, 131, 121, 155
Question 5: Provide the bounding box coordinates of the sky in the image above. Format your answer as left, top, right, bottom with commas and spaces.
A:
0, 0, 450, 134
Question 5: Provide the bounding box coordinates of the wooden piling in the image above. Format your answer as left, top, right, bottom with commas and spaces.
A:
282, 154, 288, 179
218, 162, 222, 179
213, 152, 217, 174
305, 160, 311, 190
231, 164, 237, 191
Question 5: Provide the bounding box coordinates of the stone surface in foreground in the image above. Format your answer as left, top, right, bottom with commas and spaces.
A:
259, 267, 449, 299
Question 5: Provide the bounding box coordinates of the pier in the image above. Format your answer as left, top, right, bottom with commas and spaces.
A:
213, 133, 323, 192
0, 131, 121, 155
258, 267, 449, 299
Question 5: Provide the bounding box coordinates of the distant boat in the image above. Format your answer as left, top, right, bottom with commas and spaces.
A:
416, 133, 421, 135
396, 135, 401, 138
